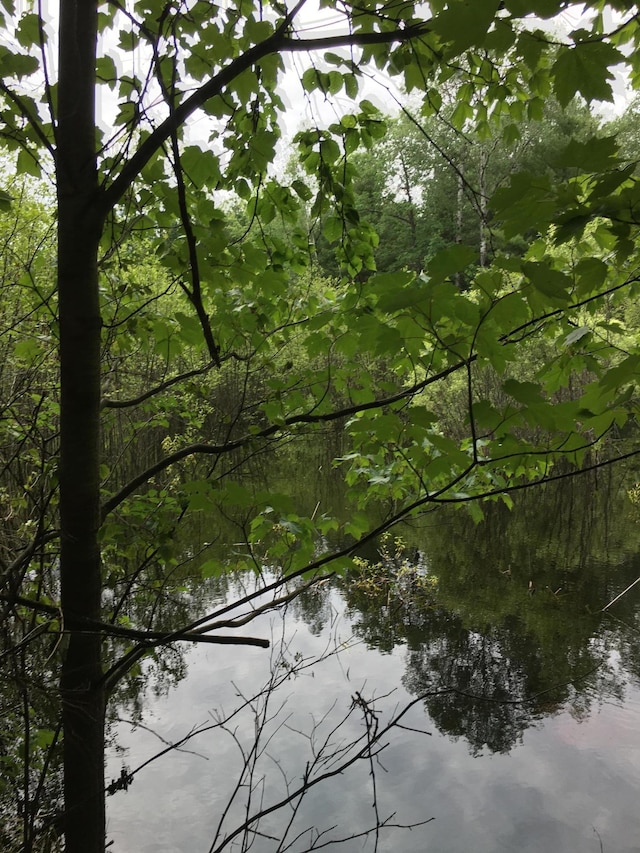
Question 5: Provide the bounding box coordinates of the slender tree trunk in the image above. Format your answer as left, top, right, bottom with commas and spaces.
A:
478, 146, 488, 268
57, 3, 105, 851
399, 153, 419, 269
455, 163, 464, 288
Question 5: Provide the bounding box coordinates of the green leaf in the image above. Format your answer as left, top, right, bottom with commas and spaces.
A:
600, 355, 640, 392
200, 558, 223, 579
301, 67, 321, 92
404, 60, 427, 92
554, 136, 619, 171
0, 45, 38, 78
472, 400, 504, 431
522, 261, 571, 302
527, 97, 544, 121
493, 173, 555, 238
181, 146, 221, 188
563, 326, 591, 347
324, 51, 346, 66
451, 101, 473, 129
327, 70, 343, 95
174, 311, 203, 345
344, 127, 360, 154
503, 379, 545, 404
319, 138, 341, 164
97, 54, 118, 87
551, 42, 623, 106
34, 729, 56, 750
221, 481, 255, 509
114, 101, 137, 126
468, 501, 484, 524
16, 12, 41, 47
16, 148, 41, 178
344, 73, 359, 99
574, 257, 607, 295
249, 130, 278, 172
344, 511, 371, 540
236, 178, 252, 199
291, 179, 312, 201
505, 0, 562, 17
323, 216, 343, 243
502, 123, 521, 145
484, 19, 516, 53
432, 0, 501, 52
370, 271, 416, 310
486, 291, 528, 333
407, 407, 438, 427
231, 68, 259, 103
516, 30, 547, 70
244, 17, 273, 43
428, 245, 476, 281
0, 189, 13, 211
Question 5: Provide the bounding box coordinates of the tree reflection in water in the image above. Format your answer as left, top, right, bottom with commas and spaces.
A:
339, 468, 640, 755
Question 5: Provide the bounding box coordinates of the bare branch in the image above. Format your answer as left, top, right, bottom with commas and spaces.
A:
101, 361, 216, 409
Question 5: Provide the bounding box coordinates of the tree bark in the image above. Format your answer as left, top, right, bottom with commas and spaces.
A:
455, 162, 464, 288
478, 146, 488, 268
57, 3, 105, 851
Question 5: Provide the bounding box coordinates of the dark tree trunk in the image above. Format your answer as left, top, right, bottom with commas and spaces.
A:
478, 146, 488, 268
57, 3, 105, 851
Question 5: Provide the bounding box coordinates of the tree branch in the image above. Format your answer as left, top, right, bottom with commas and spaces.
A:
99, 358, 463, 519
98, 21, 430, 215
0, 81, 55, 159
0, 592, 269, 648
101, 361, 216, 409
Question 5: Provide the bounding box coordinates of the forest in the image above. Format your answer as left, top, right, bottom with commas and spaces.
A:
2, 1, 640, 850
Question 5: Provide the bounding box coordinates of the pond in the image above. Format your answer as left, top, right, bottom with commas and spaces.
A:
105, 467, 640, 853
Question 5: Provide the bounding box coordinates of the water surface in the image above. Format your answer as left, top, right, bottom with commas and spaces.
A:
106, 471, 640, 852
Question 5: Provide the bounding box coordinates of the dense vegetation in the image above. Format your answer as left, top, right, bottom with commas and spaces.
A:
2, 0, 640, 850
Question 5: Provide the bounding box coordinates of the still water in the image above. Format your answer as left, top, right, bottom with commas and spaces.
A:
106, 471, 640, 853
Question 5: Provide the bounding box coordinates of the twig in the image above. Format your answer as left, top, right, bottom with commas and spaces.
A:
593, 825, 604, 853
601, 575, 640, 611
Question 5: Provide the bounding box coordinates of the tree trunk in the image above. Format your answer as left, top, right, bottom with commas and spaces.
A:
455, 162, 464, 288
399, 152, 419, 269
57, 3, 105, 851
478, 146, 488, 268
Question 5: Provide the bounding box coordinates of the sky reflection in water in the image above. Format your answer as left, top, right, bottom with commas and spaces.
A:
107, 473, 640, 852
106, 586, 640, 853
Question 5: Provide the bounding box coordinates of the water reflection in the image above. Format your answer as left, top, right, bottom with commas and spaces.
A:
104, 468, 640, 852
5, 462, 640, 851
338, 469, 640, 756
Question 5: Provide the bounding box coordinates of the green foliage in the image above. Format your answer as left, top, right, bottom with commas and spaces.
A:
342, 98, 601, 276
348, 532, 438, 603
3, 0, 640, 846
